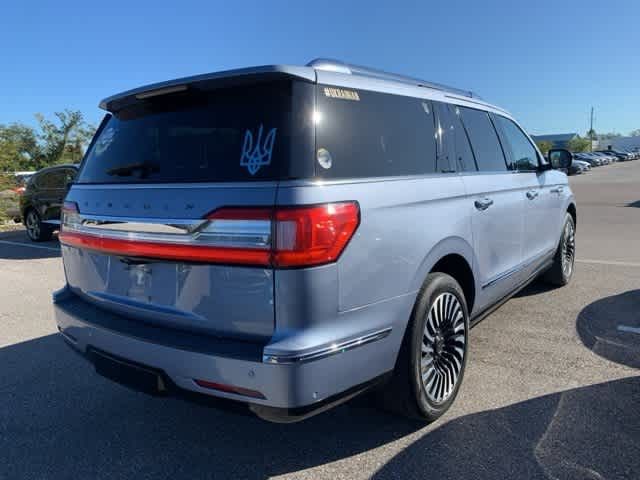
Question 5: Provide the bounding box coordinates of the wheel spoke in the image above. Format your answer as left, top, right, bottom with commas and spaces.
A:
421, 292, 467, 405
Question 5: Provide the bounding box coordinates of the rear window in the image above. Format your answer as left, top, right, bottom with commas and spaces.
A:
77, 80, 314, 184
36, 169, 75, 189
315, 86, 439, 178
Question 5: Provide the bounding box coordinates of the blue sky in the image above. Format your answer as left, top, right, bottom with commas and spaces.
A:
2, 0, 639, 135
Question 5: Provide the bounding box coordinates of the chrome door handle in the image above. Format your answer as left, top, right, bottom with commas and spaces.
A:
526, 190, 539, 200
550, 186, 564, 194
474, 198, 494, 211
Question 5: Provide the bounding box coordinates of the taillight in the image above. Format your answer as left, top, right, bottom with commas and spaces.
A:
272, 203, 360, 267
206, 202, 359, 267
61, 201, 81, 230
59, 201, 359, 268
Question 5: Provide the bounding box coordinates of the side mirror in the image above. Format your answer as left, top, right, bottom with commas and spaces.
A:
548, 149, 573, 170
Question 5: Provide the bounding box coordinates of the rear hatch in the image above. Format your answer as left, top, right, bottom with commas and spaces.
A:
61, 77, 315, 341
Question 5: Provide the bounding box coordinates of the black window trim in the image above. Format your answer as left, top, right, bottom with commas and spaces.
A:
442, 102, 479, 173
457, 105, 510, 173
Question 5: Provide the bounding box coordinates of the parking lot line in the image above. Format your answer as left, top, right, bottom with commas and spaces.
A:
0, 240, 60, 252
576, 258, 640, 268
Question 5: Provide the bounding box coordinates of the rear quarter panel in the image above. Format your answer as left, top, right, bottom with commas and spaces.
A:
276, 175, 475, 312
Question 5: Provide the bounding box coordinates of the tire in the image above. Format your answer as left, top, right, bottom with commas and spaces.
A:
24, 209, 53, 242
543, 213, 575, 286
380, 273, 469, 422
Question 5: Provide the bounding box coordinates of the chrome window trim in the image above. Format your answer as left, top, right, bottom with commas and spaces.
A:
262, 328, 392, 364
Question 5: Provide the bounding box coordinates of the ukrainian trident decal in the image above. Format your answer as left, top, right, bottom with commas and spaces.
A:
239, 124, 277, 175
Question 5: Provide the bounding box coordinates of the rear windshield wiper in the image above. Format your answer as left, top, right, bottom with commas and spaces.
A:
107, 162, 160, 179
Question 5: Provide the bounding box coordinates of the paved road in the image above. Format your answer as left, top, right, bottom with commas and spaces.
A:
1, 163, 639, 479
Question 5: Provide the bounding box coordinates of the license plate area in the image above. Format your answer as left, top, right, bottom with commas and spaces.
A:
89, 348, 169, 396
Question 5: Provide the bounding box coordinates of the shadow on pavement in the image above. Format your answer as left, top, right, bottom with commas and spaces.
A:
374, 376, 640, 480
514, 279, 557, 298
1, 333, 639, 479
577, 289, 640, 369
0, 334, 418, 479
0, 229, 60, 260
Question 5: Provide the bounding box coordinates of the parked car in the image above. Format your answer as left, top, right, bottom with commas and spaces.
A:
20, 164, 78, 241
572, 159, 592, 172
620, 148, 639, 160
598, 149, 631, 161
53, 59, 577, 423
568, 161, 586, 175
590, 152, 615, 163
574, 153, 601, 166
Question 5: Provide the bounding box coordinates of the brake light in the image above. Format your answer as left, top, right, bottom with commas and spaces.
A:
59, 201, 359, 268
272, 203, 360, 267
61, 201, 81, 230
206, 202, 359, 267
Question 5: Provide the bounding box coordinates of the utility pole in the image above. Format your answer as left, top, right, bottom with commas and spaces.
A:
590, 107, 594, 152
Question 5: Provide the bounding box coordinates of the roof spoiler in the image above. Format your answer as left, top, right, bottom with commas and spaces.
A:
99, 65, 316, 112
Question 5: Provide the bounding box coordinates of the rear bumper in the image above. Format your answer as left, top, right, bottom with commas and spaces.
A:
53, 285, 398, 421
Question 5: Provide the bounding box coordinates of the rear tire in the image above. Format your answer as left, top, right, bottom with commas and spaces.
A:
25, 209, 53, 242
543, 213, 575, 286
379, 273, 469, 422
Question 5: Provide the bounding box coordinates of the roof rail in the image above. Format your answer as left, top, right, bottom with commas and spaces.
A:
307, 58, 481, 99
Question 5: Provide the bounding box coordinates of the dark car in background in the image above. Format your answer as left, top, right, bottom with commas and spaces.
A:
20, 164, 78, 241
597, 149, 632, 161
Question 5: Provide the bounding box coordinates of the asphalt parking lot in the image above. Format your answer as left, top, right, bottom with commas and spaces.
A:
1, 162, 639, 479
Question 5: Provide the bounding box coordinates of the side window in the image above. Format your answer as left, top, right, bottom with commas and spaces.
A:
315, 87, 439, 178
38, 170, 67, 189
435, 102, 477, 172
458, 107, 507, 172
492, 115, 539, 171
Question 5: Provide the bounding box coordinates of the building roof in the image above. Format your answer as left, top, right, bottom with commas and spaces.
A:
531, 133, 579, 142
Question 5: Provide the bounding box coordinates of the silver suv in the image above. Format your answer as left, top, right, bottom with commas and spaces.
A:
54, 59, 577, 422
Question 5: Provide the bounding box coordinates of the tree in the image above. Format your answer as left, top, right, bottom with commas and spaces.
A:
0, 111, 95, 173
535, 140, 554, 155
35, 110, 94, 167
567, 136, 591, 153
0, 123, 41, 172
629, 129, 640, 137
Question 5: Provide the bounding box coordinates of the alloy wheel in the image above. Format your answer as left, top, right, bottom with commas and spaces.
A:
421, 292, 466, 404
562, 220, 575, 278
26, 211, 40, 240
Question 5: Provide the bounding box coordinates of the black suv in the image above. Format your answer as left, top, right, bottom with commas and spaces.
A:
20, 164, 78, 241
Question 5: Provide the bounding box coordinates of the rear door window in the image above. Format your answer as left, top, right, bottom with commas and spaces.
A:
38, 170, 68, 189
315, 87, 439, 178
77, 80, 314, 184
458, 107, 507, 172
